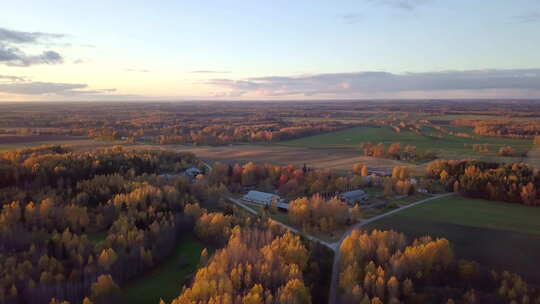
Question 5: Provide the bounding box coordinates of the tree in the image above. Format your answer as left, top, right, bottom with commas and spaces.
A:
90, 275, 120, 304
498, 146, 517, 156
520, 182, 537, 206
277, 279, 311, 304
351, 204, 362, 223
98, 248, 118, 271
387, 276, 400, 299
402, 279, 414, 297
383, 179, 394, 198
200, 248, 209, 266
453, 181, 460, 193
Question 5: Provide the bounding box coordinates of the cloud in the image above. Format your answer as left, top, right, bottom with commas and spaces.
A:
212, 90, 246, 98
0, 79, 117, 96
366, 0, 432, 10
512, 12, 540, 23
0, 44, 63, 66
207, 69, 540, 98
0, 74, 26, 82
73, 58, 88, 64
125, 68, 150, 73
191, 70, 231, 74
0, 27, 65, 67
0, 27, 64, 44
339, 13, 363, 24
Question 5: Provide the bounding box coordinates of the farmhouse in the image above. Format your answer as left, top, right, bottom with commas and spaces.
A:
339, 189, 369, 206
242, 190, 288, 210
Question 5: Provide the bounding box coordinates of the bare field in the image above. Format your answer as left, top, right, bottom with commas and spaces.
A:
162, 144, 413, 171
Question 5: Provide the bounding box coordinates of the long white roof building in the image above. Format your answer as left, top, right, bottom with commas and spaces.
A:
242, 190, 288, 209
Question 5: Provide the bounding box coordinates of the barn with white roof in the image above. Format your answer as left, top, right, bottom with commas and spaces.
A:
242, 190, 288, 210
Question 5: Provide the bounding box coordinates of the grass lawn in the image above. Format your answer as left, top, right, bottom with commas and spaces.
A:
122, 232, 207, 304
365, 196, 540, 283
279, 126, 532, 158
387, 193, 432, 206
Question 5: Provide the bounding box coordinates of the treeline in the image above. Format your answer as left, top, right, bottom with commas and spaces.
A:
0, 145, 200, 190
0, 145, 210, 304
360, 142, 436, 161
427, 160, 539, 206
209, 162, 380, 200
453, 119, 540, 139
338, 229, 540, 303
155, 121, 354, 146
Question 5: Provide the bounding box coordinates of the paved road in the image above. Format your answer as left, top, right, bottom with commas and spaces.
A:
327, 193, 454, 304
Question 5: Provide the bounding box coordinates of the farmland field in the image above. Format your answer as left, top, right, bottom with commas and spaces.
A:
280, 126, 533, 159
0, 136, 114, 151
168, 144, 411, 171
122, 233, 207, 304
0, 137, 97, 151
365, 196, 540, 283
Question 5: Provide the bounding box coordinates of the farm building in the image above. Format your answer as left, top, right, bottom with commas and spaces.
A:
368, 168, 392, 177
242, 190, 288, 210
184, 167, 203, 178
339, 189, 369, 205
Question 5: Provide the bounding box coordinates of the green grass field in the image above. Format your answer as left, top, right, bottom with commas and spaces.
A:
365, 196, 540, 283
122, 232, 207, 304
280, 126, 532, 158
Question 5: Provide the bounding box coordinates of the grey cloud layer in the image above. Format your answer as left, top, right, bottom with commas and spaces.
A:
208, 69, 540, 97
0, 28, 64, 44
0, 75, 26, 82
0, 44, 63, 66
0, 78, 116, 96
0, 27, 64, 67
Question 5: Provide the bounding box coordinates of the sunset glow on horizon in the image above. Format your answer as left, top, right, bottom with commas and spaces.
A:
1, 0, 540, 101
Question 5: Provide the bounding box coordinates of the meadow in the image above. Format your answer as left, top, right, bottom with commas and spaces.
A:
121, 233, 207, 304
280, 126, 532, 159
365, 196, 540, 283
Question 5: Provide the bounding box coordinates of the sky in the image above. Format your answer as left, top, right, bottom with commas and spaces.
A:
1, 0, 540, 101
